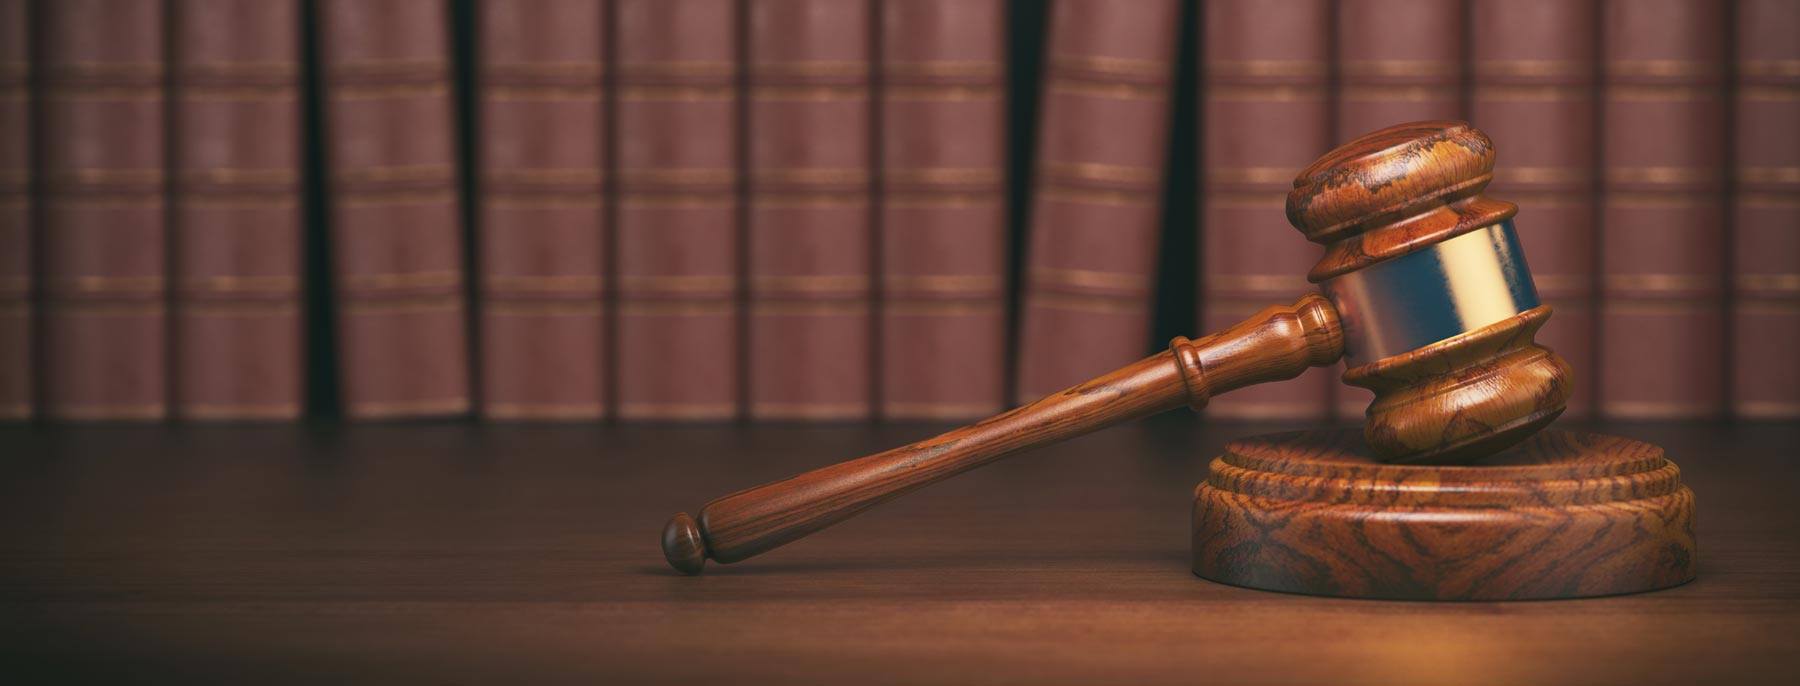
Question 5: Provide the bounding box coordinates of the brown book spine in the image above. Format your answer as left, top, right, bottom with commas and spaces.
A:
614, 0, 741, 420
1732, 0, 1800, 419
40, 0, 168, 420
1199, 0, 1334, 420
1015, 0, 1179, 401
876, 0, 1007, 420
318, 0, 470, 419
1469, 0, 1598, 419
1598, 0, 1726, 418
475, 0, 607, 421
1331, 0, 1466, 418
0, 0, 30, 420
170, 0, 304, 421
746, 0, 874, 420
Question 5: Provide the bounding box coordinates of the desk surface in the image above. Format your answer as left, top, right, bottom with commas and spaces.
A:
2, 418, 1797, 684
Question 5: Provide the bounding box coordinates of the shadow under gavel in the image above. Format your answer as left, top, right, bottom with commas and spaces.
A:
663, 121, 1573, 575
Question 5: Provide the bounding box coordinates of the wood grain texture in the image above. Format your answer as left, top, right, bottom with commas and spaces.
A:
1194, 429, 1694, 600
1288, 120, 1515, 282
1, 420, 1797, 684
1286, 121, 1571, 462
1347, 305, 1572, 463
667, 295, 1344, 572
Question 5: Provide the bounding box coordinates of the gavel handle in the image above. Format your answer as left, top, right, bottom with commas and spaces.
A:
662, 293, 1344, 574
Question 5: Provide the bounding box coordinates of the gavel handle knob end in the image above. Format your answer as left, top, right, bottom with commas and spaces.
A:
662, 512, 709, 575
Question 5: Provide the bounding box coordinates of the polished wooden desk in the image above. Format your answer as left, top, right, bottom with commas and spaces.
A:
2, 418, 1797, 683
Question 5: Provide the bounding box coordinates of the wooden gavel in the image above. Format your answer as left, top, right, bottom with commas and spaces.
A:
663, 121, 1573, 574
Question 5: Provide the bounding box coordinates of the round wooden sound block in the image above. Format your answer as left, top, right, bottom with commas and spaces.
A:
1192, 429, 1695, 600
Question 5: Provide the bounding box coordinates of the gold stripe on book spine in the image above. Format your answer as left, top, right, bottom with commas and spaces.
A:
1202, 84, 1326, 102
1734, 401, 1800, 419
1340, 60, 1459, 77
1475, 60, 1592, 79
1606, 60, 1722, 78
750, 301, 870, 316
619, 275, 736, 292
1028, 292, 1147, 315
618, 402, 737, 421
1736, 274, 1800, 292
348, 397, 470, 418
882, 301, 1003, 317
1030, 267, 1149, 293
882, 274, 1003, 293
1044, 78, 1167, 101
616, 85, 734, 101
616, 61, 735, 78
881, 61, 1002, 79
1604, 274, 1722, 293
481, 403, 606, 421
333, 83, 449, 100
750, 402, 870, 420
342, 271, 462, 290
178, 302, 300, 317
483, 301, 604, 316
1739, 60, 1800, 78
880, 402, 1002, 420
751, 274, 870, 293
1033, 184, 1156, 207
619, 301, 734, 317
1474, 84, 1591, 102
1046, 54, 1170, 79
179, 403, 303, 421
49, 403, 168, 421
1340, 85, 1459, 102
1039, 161, 1160, 185
341, 295, 463, 315
880, 84, 1001, 101
1205, 60, 1327, 78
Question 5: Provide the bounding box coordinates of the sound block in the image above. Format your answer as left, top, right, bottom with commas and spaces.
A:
1192, 429, 1695, 600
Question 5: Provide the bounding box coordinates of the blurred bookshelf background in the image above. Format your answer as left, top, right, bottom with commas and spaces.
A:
1, 0, 1793, 423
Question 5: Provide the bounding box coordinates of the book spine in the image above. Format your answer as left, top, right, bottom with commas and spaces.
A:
1731, 0, 1800, 419
170, 0, 304, 420
475, 0, 607, 421
1598, 0, 1727, 419
745, 0, 874, 420
40, 0, 168, 420
1331, 0, 1466, 419
1469, 0, 1598, 419
614, 0, 741, 420
876, 0, 1007, 420
1198, 0, 1334, 420
0, 0, 29, 420
1334, 0, 1466, 139
1015, 0, 1179, 401
318, 0, 470, 419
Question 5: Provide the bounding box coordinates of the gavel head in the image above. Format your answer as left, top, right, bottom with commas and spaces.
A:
1286, 121, 1572, 464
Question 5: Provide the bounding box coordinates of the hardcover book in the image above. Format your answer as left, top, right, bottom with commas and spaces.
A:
1015, 0, 1180, 401
0, 0, 30, 420
1198, 0, 1334, 420
1731, 0, 1800, 419
40, 0, 169, 420
475, 0, 608, 420
170, 0, 305, 420
1469, 0, 1598, 419
614, 0, 742, 420
1598, 0, 1726, 418
877, 0, 1008, 419
745, 0, 875, 420
317, 0, 471, 419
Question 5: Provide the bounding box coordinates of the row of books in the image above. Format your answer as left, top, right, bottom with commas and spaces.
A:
2, 0, 1795, 423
